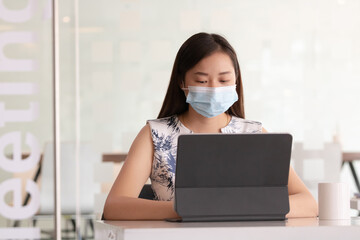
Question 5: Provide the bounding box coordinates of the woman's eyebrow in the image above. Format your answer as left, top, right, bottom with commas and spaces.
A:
194, 72, 208, 76
219, 71, 232, 75
194, 71, 232, 76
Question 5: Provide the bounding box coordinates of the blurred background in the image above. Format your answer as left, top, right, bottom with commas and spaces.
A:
1, 0, 360, 238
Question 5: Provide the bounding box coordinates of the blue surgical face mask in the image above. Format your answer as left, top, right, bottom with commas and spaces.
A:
182, 85, 238, 118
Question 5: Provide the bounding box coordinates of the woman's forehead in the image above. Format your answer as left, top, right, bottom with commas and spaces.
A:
190, 51, 235, 73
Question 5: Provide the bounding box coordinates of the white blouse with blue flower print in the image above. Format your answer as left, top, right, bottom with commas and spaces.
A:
146, 115, 262, 201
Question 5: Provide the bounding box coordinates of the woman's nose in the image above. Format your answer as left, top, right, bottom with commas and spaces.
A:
208, 80, 221, 88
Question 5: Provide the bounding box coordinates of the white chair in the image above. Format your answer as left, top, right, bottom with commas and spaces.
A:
34, 142, 100, 238
291, 142, 342, 200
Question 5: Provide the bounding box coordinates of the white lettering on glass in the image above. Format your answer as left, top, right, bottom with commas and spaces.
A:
0, 0, 36, 23
0, 0, 41, 237
0, 132, 40, 173
0, 178, 40, 219
0, 83, 38, 95
0, 102, 39, 127
0, 31, 36, 71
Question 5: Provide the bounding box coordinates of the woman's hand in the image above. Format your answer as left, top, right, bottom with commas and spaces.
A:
286, 167, 318, 218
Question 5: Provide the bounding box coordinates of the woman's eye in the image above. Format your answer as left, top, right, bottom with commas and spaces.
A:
196, 80, 207, 83
220, 80, 230, 83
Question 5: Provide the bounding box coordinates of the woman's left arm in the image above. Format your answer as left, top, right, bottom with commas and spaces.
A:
262, 127, 318, 218
286, 167, 318, 218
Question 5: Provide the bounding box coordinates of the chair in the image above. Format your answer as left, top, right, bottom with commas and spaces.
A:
138, 184, 155, 200
101, 184, 155, 220
342, 152, 360, 193
291, 142, 342, 200
34, 142, 100, 238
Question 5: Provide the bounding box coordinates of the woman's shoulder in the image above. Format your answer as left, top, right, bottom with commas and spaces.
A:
225, 115, 262, 133
146, 115, 181, 134
231, 116, 262, 126
147, 115, 177, 128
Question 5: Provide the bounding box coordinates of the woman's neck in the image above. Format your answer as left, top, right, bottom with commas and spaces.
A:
179, 107, 231, 133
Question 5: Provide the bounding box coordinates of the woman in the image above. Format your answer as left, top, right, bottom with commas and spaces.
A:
103, 32, 318, 220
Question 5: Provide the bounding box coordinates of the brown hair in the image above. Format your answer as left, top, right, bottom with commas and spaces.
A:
157, 32, 245, 119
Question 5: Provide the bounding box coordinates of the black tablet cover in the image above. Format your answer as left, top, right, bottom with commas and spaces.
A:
173, 133, 292, 222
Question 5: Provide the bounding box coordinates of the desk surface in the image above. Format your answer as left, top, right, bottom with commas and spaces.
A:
102, 152, 360, 163
95, 217, 360, 240
343, 152, 360, 162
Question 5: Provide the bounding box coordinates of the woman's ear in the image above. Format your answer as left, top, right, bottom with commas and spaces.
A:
181, 80, 186, 89
180, 80, 187, 90
180, 81, 189, 97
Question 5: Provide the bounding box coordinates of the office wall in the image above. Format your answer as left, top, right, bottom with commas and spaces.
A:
2, 0, 360, 153
76, 0, 360, 153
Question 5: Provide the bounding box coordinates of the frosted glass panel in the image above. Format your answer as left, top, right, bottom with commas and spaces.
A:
74, 0, 360, 152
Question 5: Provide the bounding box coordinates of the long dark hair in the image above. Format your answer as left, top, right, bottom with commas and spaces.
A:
157, 32, 245, 119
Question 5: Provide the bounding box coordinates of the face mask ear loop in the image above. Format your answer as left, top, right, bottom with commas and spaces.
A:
181, 82, 188, 91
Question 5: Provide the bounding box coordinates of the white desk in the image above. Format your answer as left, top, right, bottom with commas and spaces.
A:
95, 217, 360, 240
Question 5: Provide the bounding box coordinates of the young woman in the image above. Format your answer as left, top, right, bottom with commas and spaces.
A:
103, 32, 318, 220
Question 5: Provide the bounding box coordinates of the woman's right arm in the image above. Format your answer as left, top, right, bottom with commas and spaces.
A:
103, 124, 180, 220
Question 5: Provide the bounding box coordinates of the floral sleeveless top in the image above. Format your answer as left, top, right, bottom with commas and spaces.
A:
146, 115, 262, 201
